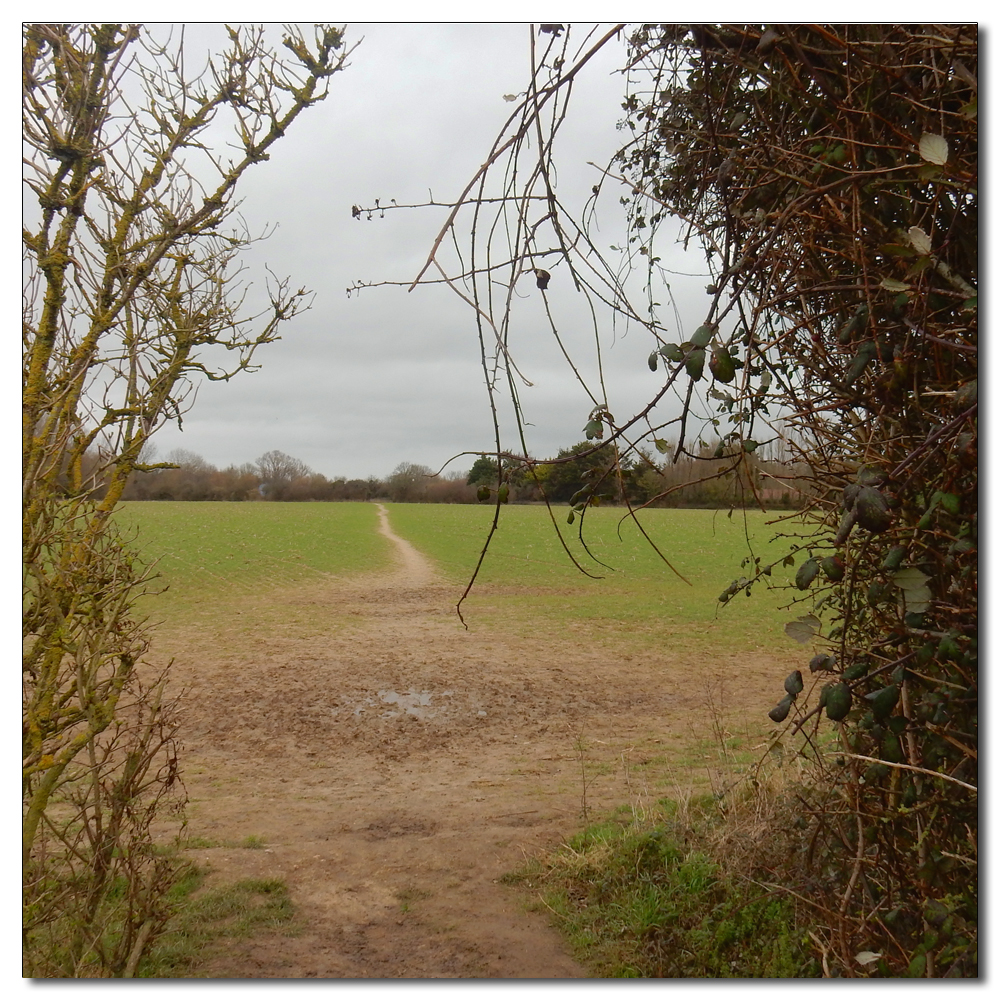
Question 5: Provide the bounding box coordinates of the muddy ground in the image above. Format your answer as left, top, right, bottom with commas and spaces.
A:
158, 505, 790, 978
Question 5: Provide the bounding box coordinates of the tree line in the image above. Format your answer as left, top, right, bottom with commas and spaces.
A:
121, 443, 809, 508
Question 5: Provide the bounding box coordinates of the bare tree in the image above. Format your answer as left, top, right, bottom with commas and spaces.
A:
22, 22, 350, 976
386, 461, 433, 503
255, 448, 312, 498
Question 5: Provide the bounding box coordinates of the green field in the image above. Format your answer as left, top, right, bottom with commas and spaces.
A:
118, 501, 806, 654
117, 501, 393, 618
385, 503, 803, 649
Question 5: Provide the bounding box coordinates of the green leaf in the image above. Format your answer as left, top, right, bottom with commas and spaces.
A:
934, 491, 960, 515
647, 351, 659, 371
709, 346, 737, 383
918, 132, 949, 166
653, 438, 670, 454
784, 614, 820, 644
659, 343, 684, 362
795, 557, 820, 590
784, 670, 803, 696
768, 695, 793, 723
690, 324, 714, 348
866, 684, 900, 721
685, 348, 705, 381
820, 556, 844, 581
810, 653, 837, 673
824, 682, 853, 722
843, 661, 868, 681
845, 341, 878, 385
882, 546, 907, 571
855, 486, 892, 533
583, 419, 604, 440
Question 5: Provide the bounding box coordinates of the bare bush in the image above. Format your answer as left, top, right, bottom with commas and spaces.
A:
23, 22, 349, 975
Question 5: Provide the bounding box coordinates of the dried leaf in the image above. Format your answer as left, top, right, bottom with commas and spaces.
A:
894, 567, 931, 613
880, 277, 910, 292
907, 226, 932, 256
918, 132, 949, 165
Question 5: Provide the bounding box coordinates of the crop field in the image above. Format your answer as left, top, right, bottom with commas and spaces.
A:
119, 500, 808, 657
117, 501, 393, 619
385, 502, 805, 653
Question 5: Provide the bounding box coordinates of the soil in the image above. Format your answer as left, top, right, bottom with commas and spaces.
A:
158, 504, 791, 979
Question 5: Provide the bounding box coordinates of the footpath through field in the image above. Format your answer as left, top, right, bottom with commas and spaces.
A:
158, 502, 790, 978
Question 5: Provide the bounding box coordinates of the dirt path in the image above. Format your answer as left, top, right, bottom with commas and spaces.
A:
160, 506, 790, 978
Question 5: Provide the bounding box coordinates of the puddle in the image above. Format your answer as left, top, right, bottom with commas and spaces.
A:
347, 689, 455, 720
342, 689, 458, 720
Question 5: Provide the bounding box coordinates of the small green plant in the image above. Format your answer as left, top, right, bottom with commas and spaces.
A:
508, 798, 818, 978
396, 886, 431, 914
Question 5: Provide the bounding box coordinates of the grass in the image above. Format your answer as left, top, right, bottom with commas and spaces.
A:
138, 867, 296, 978
385, 502, 806, 652
505, 795, 819, 978
116, 501, 393, 620
115, 501, 810, 654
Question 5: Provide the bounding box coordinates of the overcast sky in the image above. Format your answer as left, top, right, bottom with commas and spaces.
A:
133, 23, 717, 481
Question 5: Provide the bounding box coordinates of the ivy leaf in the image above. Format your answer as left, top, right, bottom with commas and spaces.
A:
918, 132, 949, 165
784, 614, 820, 644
